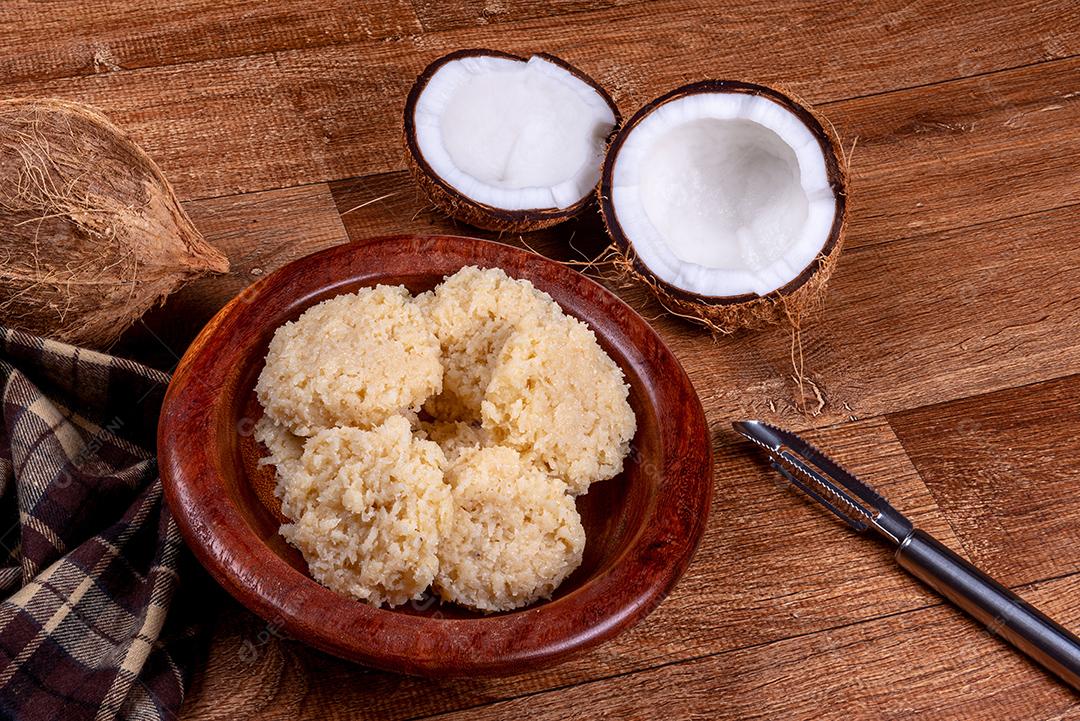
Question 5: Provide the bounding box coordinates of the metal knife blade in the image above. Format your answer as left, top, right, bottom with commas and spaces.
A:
732, 420, 912, 544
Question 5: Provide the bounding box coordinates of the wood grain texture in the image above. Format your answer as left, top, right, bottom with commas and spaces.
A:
0, 1, 420, 83
3, 0, 1078, 718
889, 374, 1080, 588
408, 0, 639, 33
272, 0, 1080, 196
404, 0, 1080, 106
4, 1, 1077, 201
417, 573, 1080, 720
831, 56, 1080, 245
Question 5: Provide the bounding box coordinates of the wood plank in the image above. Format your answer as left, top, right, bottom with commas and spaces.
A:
7, 0, 1075, 97
889, 374, 1080, 588
406, 0, 1080, 103
114, 184, 349, 368
415, 573, 1080, 720
831, 57, 1080, 246
277, 1, 1080, 190
181, 418, 967, 720
409, 0, 637, 33
6, 1, 1077, 201
0, 0, 420, 84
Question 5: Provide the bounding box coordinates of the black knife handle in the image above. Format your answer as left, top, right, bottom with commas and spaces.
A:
895, 529, 1080, 691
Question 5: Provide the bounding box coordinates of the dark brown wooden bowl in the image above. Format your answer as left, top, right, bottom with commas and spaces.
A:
158, 234, 712, 676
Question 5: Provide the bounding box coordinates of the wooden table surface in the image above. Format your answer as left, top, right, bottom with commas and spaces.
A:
6, 1, 1079, 718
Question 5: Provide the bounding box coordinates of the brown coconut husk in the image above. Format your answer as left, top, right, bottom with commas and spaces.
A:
0, 98, 229, 348
599, 80, 849, 335
605, 237, 845, 334
403, 49, 620, 233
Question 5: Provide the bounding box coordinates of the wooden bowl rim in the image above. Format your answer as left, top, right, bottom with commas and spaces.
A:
158, 234, 712, 676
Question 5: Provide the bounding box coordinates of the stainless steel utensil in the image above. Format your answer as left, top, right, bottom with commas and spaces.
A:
733, 419, 1080, 692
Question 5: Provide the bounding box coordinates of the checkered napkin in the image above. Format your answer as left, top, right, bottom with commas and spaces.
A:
0, 328, 205, 721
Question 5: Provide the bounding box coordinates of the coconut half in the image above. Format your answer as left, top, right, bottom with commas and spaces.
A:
600, 81, 848, 332
404, 49, 619, 232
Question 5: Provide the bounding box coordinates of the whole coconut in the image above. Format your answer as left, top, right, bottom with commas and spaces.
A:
0, 98, 228, 348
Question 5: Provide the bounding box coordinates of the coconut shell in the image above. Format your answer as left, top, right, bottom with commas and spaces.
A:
403, 49, 620, 233
0, 98, 229, 348
599, 80, 848, 334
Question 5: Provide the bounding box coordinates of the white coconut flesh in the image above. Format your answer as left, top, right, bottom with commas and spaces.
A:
610, 92, 838, 298
412, 54, 617, 211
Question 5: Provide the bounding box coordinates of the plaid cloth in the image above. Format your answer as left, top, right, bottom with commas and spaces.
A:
0, 328, 205, 721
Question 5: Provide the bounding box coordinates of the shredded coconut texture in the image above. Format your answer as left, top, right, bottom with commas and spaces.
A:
418, 419, 488, 461
276, 416, 451, 608
254, 268, 636, 611
482, 315, 636, 495
255, 285, 441, 436
420, 266, 561, 421
254, 415, 304, 499
435, 446, 585, 612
